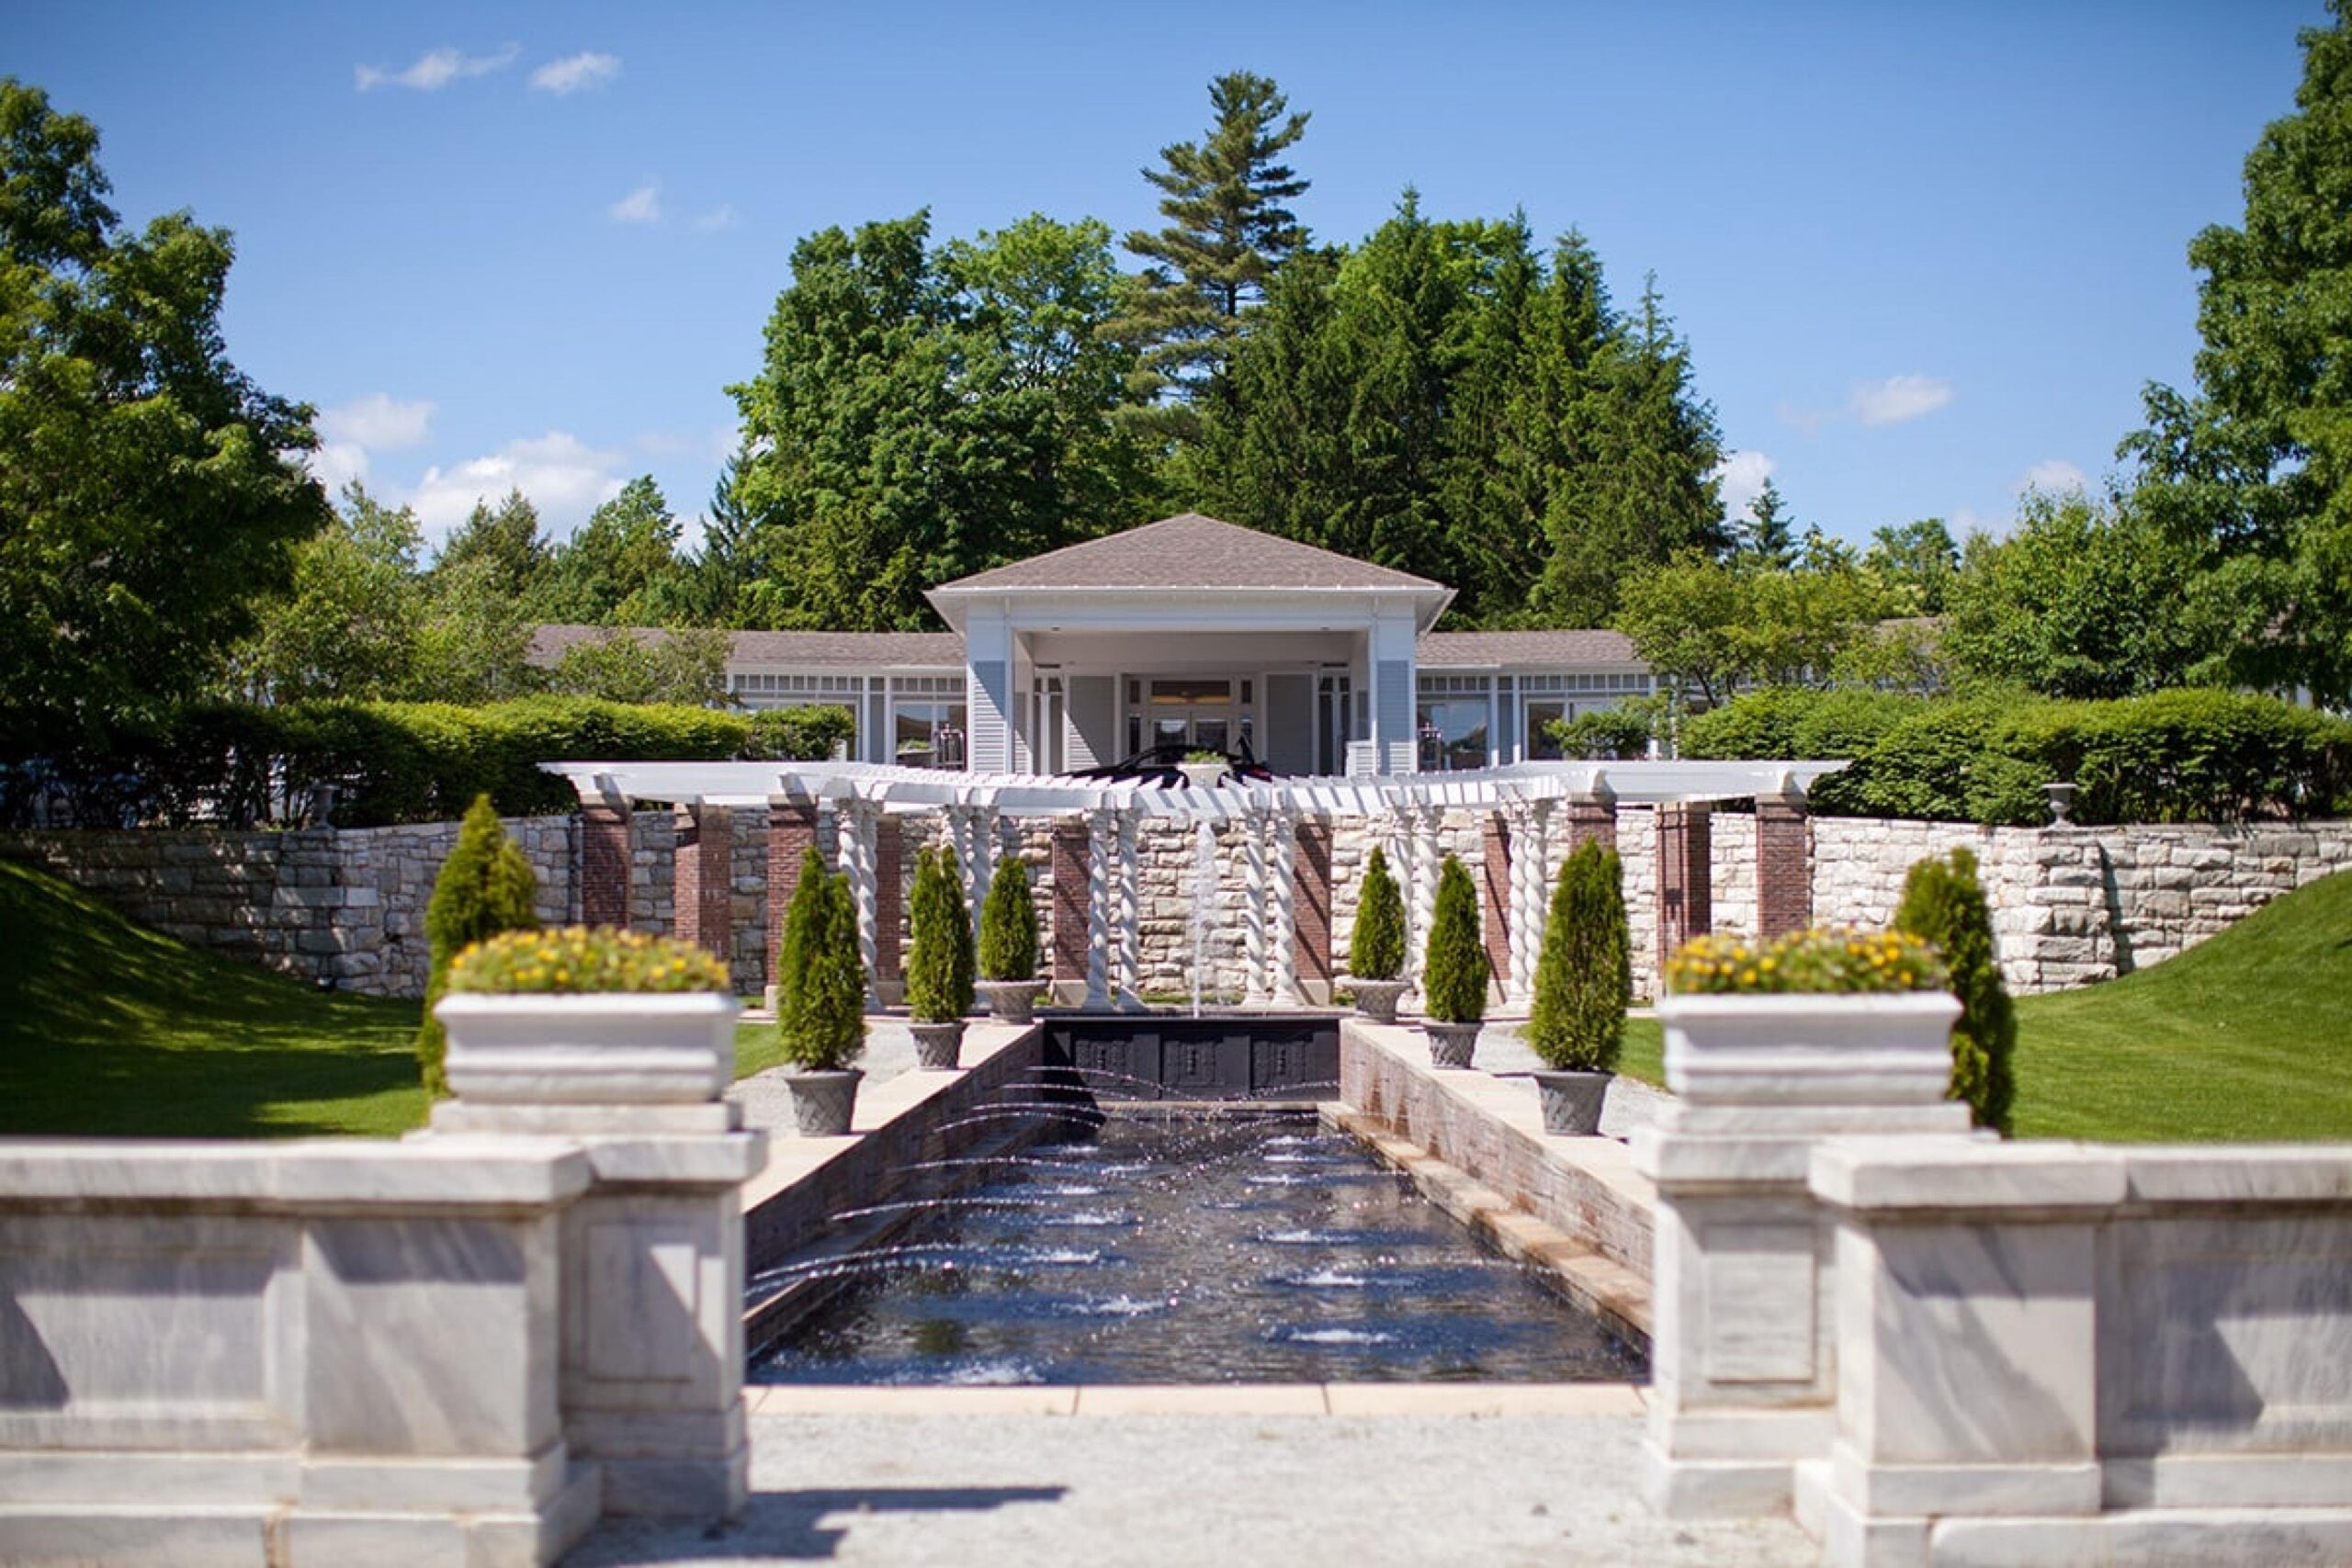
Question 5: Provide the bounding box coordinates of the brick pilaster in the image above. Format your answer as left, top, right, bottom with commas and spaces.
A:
1657, 804, 1713, 961
671, 801, 732, 960
873, 813, 904, 987
1051, 818, 1090, 986
1294, 818, 1334, 991
1482, 813, 1511, 993
581, 794, 631, 930
765, 792, 820, 991
1566, 786, 1618, 853
1756, 789, 1812, 940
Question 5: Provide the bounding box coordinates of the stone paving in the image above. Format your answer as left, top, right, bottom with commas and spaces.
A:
563, 1406, 1815, 1566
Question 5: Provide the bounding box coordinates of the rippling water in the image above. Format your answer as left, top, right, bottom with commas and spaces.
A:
752, 1114, 1645, 1386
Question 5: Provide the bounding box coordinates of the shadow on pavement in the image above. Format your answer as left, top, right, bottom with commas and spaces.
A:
564, 1485, 1070, 1563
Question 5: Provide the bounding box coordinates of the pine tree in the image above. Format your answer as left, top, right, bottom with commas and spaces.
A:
1524, 842, 1629, 1071
415, 795, 538, 1096
1351, 845, 1407, 980
1737, 479, 1798, 570
906, 846, 974, 1023
977, 854, 1040, 980
1120, 70, 1312, 402
944, 846, 976, 1015
1894, 846, 2017, 1134
1421, 854, 1487, 1023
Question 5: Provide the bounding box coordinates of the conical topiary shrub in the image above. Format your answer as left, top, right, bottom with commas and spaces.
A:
1351, 845, 1407, 981
1421, 854, 1487, 1025
416, 794, 538, 1098
778, 849, 866, 1072
1525, 841, 1630, 1073
906, 845, 975, 1027
978, 855, 1039, 982
1894, 845, 2016, 1134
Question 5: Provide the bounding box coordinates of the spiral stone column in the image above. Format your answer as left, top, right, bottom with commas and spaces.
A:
838, 795, 881, 1010
1084, 806, 1114, 1010
1114, 806, 1141, 1007
1270, 797, 1300, 1004
1389, 802, 1423, 979
1242, 800, 1271, 1006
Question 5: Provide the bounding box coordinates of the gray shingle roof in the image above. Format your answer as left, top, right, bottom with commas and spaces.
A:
527, 625, 963, 671
933, 513, 1443, 593
1417, 629, 1641, 667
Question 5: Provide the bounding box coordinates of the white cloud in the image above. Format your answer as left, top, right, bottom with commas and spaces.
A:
530, 51, 620, 94
2017, 458, 2088, 495
1710, 450, 1776, 522
406, 432, 628, 542
305, 443, 370, 495
355, 44, 518, 93
318, 393, 435, 453
1850, 374, 1954, 427
1774, 400, 1830, 435
692, 203, 740, 232
608, 181, 662, 224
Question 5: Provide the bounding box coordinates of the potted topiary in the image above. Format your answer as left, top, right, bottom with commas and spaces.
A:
1342, 845, 1410, 1022
1657, 926, 1959, 1118
975, 854, 1043, 1025
435, 925, 735, 1105
775, 847, 869, 1134
906, 845, 975, 1069
1523, 840, 1630, 1134
1178, 749, 1227, 790
1420, 853, 1487, 1067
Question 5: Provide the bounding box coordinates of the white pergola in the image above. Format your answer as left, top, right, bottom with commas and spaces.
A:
545, 759, 1846, 1010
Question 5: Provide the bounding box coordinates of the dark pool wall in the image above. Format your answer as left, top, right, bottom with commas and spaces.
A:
1042, 1014, 1340, 1101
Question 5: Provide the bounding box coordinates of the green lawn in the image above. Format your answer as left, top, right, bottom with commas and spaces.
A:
2007, 868, 2352, 1142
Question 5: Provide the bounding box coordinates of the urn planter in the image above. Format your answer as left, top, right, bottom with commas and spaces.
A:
436, 992, 739, 1104
1423, 1020, 1482, 1069
1532, 1068, 1611, 1134
910, 1019, 967, 1070
785, 1068, 864, 1135
1656, 991, 1963, 1111
1343, 976, 1410, 1024
975, 978, 1041, 1026
1177, 761, 1226, 791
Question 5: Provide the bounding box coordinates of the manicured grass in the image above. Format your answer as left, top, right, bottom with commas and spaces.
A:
0, 858, 430, 1138
1619, 1015, 1665, 1089
2008, 868, 2352, 1142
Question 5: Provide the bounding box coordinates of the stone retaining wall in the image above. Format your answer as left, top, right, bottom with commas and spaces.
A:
15, 811, 2351, 1002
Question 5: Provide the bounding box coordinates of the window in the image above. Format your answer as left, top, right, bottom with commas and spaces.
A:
1416, 698, 1488, 772
1526, 698, 1567, 760
893, 700, 967, 769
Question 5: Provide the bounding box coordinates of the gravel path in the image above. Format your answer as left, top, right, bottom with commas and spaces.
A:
563, 1412, 1812, 1567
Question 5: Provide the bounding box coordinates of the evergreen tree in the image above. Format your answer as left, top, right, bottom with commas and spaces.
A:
533, 476, 687, 626
977, 855, 1040, 980
2121, 3, 2352, 704
1894, 846, 2016, 1134
778, 848, 866, 1069
415, 795, 539, 1097
435, 490, 548, 603
1120, 70, 1312, 402
1524, 841, 1630, 1071
1736, 479, 1797, 570
1350, 845, 1407, 980
905, 847, 961, 1023
1420, 854, 1487, 1023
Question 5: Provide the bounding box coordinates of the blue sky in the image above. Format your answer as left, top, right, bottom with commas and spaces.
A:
9, 1, 2326, 557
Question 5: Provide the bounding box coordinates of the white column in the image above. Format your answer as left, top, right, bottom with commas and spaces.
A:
1270, 796, 1300, 1004
1409, 804, 1443, 991
1511, 798, 1555, 1008
1084, 806, 1113, 1010
840, 795, 881, 1010
1242, 799, 1271, 1007
1390, 801, 1422, 978
1114, 806, 1141, 1007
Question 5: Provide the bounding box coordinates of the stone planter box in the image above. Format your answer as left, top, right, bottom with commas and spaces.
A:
1423, 1020, 1481, 1069
976, 978, 1040, 1026
1343, 976, 1409, 1024
437, 992, 739, 1104
1656, 991, 1962, 1110
910, 1019, 966, 1070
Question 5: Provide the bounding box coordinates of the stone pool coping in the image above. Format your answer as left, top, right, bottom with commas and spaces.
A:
747, 1382, 1646, 1416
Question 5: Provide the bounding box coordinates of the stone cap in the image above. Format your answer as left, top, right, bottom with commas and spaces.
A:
0, 1138, 593, 1209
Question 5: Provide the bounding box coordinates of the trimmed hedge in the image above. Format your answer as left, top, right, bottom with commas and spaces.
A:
1683, 686, 2352, 826
20, 697, 856, 829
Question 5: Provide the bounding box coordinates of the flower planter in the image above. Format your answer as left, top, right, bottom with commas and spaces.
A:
1343, 976, 1409, 1024
1656, 991, 1962, 1110
1423, 1020, 1482, 1069
910, 1019, 966, 1070
975, 978, 1040, 1026
1177, 761, 1226, 790
785, 1068, 864, 1135
1531, 1068, 1611, 1134
436, 992, 738, 1104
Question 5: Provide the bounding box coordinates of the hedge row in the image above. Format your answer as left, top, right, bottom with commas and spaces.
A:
25, 697, 856, 829
1682, 687, 2352, 826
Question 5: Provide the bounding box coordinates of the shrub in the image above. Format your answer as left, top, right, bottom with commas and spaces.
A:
1546, 704, 1654, 761
416, 795, 539, 1096
906, 846, 975, 1022
1894, 847, 2017, 1134
742, 705, 856, 762
1350, 845, 1407, 980
1665, 927, 1949, 996
977, 855, 1040, 981
1420, 854, 1487, 1023
447, 926, 729, 994
1523, 841, 1629, 1072
777, 849, 866, 1071
1681, 686, 1928, 764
